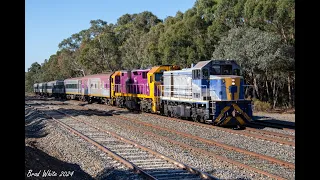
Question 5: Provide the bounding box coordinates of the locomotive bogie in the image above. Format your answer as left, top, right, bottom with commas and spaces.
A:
161, 100, 210, 122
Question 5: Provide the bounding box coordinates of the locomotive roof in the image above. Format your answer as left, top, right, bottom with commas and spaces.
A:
47, 80, 64, 84
131, 69, 150, 72
65, 73, 113, 80
193, 59, 238, 69
193, 60, 211, 69
120, 69, 150, 73
163, 68, 192, 74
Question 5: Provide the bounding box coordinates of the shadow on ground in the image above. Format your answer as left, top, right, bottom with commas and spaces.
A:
25, 146, 93, 180
25, 106, 93, 179
249, 115, 295, 130
31, 106, 138, 120
25, 109, 48, 138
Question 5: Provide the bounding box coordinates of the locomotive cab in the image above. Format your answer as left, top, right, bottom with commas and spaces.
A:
193, 60, 252, 127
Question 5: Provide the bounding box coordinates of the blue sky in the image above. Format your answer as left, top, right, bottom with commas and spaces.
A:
25, 0, 196, 72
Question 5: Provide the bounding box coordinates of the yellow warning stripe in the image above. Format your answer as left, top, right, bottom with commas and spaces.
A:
214, 106, 231, 124
235, 116, 246, 125
232, 103, 252, 122
221, 116, 233, 126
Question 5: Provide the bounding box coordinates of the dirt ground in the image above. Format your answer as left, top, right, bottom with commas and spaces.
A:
25, 140, 93, 180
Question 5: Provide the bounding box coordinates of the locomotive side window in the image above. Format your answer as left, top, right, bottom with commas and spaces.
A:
115, 76, 120, 83
211, 65, 221, 75
150, 76, 153, 83
192, 69, 201, 79
202, 69, 209, 79
154, 72, 163, 82
142, 72, 147, 79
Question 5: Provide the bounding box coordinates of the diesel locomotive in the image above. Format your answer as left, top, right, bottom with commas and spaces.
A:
33, 59, 253, 128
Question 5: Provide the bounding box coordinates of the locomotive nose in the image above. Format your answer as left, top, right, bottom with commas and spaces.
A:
213, 103, 251, 128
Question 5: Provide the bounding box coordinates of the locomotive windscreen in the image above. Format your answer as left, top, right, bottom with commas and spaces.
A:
211, 65, 234, 75
155, 72, 163, 82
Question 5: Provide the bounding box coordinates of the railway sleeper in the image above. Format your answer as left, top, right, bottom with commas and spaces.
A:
104, 144, 133, 148
156, 177, 201, 180
112, 148, 142, 152
138, 165, 177, 170
148, 171, 192, 176
133, 161, 169, 165
142, 166, 177, 170
116, 152, 149, 156
130, 159, 164, 163
123, 155, 156, 159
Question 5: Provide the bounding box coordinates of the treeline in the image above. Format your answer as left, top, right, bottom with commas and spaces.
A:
25, 0, 294, 108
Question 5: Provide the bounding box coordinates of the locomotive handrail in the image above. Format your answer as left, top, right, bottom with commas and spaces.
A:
114, 83, 148, 94
158, 84, 209, 101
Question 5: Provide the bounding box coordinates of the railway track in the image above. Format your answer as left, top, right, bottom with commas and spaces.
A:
142, 113, 295, 146
26, 97, 295, 179
95, 110, 295, 167
37, 101, 294, 179
26, 103, 216, 180
27, 96, 295, 138
41, 99, 295, 162
72, 101, 295, 147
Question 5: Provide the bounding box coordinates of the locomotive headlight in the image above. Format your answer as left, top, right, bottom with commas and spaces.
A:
232, 79, 235, 82
232, 82, 235, 85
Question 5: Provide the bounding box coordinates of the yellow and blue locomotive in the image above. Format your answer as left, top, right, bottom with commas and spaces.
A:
159, 59, 252, 128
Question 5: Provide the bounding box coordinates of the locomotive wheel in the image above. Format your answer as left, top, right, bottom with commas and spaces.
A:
88, 98, 92, 104
192, 115, 200, 122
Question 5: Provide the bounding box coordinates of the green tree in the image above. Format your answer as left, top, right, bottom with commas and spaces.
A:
25, 62, 42, 92
212, 27, 294, 107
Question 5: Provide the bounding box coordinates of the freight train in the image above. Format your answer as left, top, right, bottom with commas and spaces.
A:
33, 59, 253, 128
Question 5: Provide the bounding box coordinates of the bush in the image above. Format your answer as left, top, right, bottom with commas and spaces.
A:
252, 99, 271, 112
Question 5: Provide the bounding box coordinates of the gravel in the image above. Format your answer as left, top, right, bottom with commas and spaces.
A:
56, 116, 205, 180
79, 103, 295, 164
50, 103, 291, 179
27, 99, 295, 179
79, 115, 266, 179
25, 105, 142, 180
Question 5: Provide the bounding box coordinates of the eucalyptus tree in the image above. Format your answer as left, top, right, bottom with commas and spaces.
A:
212, 27, 294, 107
58, 29, 90, 77
116, 11, 162, 70
25, 62, 42, 92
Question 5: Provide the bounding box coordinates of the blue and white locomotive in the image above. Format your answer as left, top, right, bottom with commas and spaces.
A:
159, 59, 252, 128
